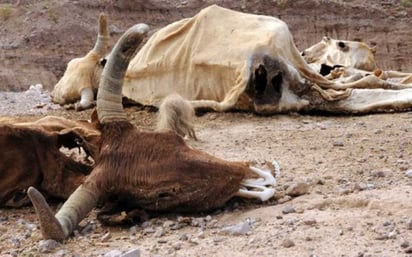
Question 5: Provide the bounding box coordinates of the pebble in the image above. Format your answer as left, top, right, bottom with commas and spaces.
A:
281, 239, 295, 248
371, 170, 386, 177
407, 219, 412, 230
129, 225, 138, 235
154, 227, 164, 237
121, 249, 140, 257
286, 182, 309, 196
220, 221, 251, 235
303, 219, 317, 226
333, 141, 344, 147
179, 233, 189, 241
101, 232, 112, 242
282, 205, 296, 214
405, 247, 412, 254
405, 170, 412, 178
38, 239, 61, 253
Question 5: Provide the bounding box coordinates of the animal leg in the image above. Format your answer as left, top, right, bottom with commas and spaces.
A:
75, 88, 95, 111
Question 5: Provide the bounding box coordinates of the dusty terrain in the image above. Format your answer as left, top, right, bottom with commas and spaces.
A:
1, 0, 412, 256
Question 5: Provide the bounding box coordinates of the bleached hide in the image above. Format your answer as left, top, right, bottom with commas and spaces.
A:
122, 5, 314, 111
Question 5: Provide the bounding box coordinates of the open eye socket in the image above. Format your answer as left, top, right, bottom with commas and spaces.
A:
99, 58, 107, 67
255, 65, 267, 94
338, 41, 346, 49
271, 73, 283, 94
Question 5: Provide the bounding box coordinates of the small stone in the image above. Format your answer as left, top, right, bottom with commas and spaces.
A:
221, 221, 251, 235
179, 233, 188, 241
400, 241, 409, 248
333, 141, 344, 147
407, 219, 412, 230
121, 248, 140, 257
282, 206, 296, 214
371, 170, 386, 177
286, 182, 309, 197
154, 227, 164, 237
55, 249, 67, 257
303, 219, 317, 226
38, 239, 61, 253
277, 195, 292, 204
173, 243, 182, 250
129, 225, 138, 235
286, 182, 309, 196
388, 231, 397, 239
143, 227, 155, 234
281, 239, 295, 248
405, 170, 412, 178
405, 247, 412, 254
101, 232, 112, 242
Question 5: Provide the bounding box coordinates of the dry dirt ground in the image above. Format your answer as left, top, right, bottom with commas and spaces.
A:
1, 1, 412, 257
0, 91, 411, 257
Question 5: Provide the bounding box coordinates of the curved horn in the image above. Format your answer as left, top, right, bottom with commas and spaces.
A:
96, 23, 149, 123
91, 13, 110, 56
28, 185, 99, 241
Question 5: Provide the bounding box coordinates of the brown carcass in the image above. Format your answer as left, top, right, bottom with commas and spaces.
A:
0, 116, 100, 207
28, 22, 277, 241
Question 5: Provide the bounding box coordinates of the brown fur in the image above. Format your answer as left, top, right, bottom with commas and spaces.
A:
0, 117, 99, 207
84, 121, 248, 213
156, 94, 197, 140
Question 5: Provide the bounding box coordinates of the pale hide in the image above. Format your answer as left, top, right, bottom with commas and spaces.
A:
123, 4, 335, 113
121, 5, 412, 114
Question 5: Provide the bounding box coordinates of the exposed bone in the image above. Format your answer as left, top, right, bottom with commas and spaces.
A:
242, 166, 276, 187
236, 186, 276, 202
235, 164, 277, 201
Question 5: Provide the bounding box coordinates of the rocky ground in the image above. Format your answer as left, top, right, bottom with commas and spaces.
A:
1, 0, 412, 257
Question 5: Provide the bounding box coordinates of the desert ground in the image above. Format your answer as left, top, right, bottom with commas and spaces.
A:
1, 0, 412, 257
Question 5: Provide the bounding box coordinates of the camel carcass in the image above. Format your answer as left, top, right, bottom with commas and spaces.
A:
28, 23, 278, 241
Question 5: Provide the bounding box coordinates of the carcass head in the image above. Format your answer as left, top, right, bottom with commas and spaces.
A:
51, 14, 109, 111
302, 36, 377, 73
245, 55, 311, 114
0, 116, 100, 207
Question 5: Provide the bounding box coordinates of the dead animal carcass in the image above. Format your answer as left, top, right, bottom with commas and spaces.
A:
28, 23, 278, 242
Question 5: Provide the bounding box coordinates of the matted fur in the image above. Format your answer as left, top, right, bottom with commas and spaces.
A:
87, 121, 246, 212
157, 93, 197, 140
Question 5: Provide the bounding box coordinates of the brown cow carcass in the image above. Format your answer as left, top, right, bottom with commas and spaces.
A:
28, 23, 277, 242
0, 116, 99, 207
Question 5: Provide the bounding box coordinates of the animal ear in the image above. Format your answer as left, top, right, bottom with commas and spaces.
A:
370, 46, 377, 54
322, 36, 330, 42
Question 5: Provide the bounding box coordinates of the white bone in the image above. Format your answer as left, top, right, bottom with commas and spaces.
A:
242, 166, 276, 187
272, 160, 281, 178
236, 186, 275, 202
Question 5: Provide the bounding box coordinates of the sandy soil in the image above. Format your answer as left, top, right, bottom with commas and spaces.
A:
0, 89, 411, 256
1, 1, 412, 256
